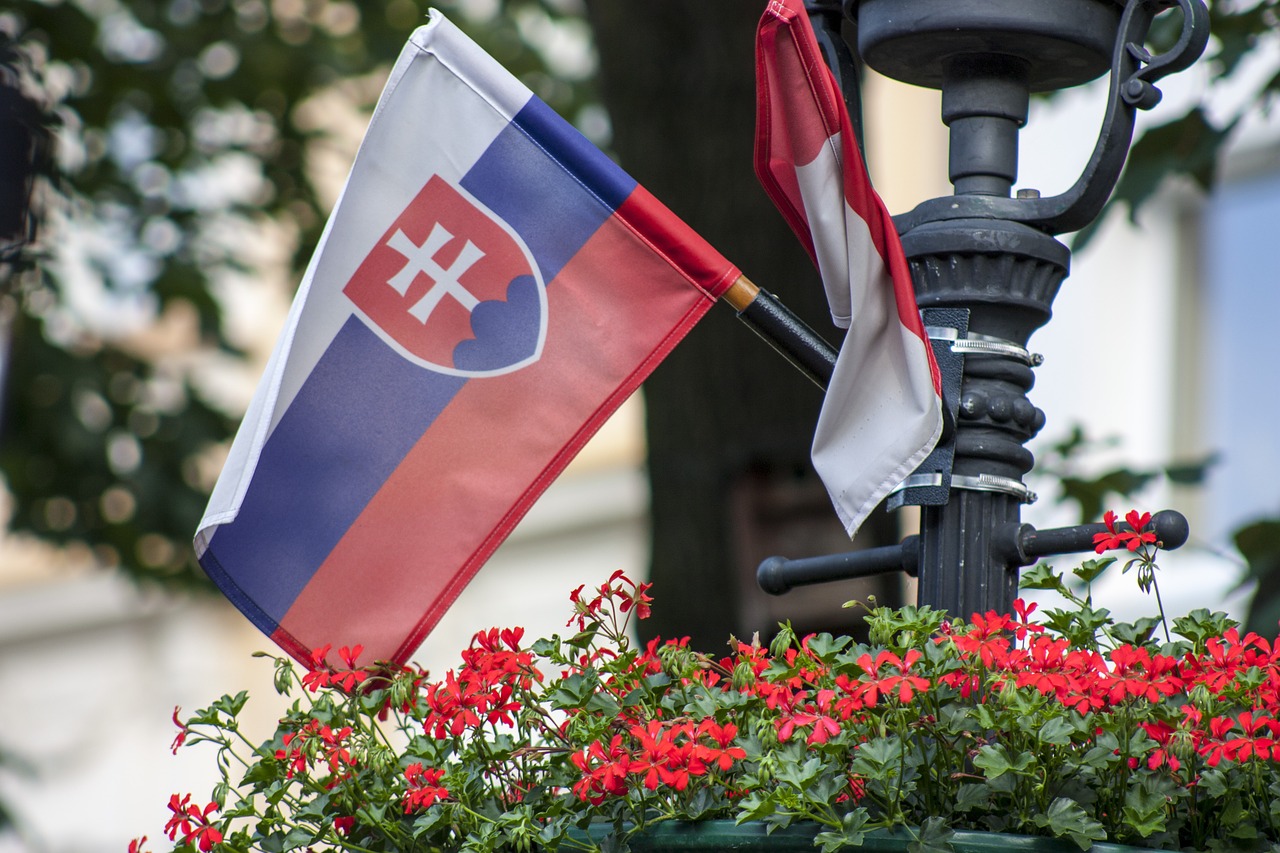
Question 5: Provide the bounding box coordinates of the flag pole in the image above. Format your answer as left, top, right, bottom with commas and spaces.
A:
721, 274, 836, 390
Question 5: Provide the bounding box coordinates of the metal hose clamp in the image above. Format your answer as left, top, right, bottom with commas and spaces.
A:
925, 326, 1044, 366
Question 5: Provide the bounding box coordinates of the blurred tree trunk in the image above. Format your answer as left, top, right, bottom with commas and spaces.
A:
583, 3, 898, 650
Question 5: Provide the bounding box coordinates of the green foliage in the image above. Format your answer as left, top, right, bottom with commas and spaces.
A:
1, 309, 234, 584
1031, 798, 1106, 851
1075, 108, 1236, 251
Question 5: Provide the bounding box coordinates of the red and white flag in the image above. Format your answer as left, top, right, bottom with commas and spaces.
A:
754, 0, 942, 537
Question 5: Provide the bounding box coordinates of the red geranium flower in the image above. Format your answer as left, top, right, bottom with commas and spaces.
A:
170, 706, 187, 755
1093, 509, 1158, 554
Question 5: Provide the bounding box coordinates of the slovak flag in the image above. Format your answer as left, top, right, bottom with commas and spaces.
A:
195, 11, 739, 667
754, 0, 942, 537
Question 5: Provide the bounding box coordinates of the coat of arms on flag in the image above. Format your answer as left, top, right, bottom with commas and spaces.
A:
344, 175, 547, 378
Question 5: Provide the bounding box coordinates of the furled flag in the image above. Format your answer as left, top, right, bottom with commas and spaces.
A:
754, 0, 943, 537
195, 11, 740, 668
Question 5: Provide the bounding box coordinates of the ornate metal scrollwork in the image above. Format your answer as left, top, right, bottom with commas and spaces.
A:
891, 0, 1210, 236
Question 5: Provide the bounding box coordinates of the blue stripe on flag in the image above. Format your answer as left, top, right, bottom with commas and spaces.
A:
202, 317, 466, 626
462, 97, 635, 283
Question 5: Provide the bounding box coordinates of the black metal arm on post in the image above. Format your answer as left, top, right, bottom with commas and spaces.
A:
758, 536, 919, 595
996, 509, 1190, 567
758, 509, 1190, 600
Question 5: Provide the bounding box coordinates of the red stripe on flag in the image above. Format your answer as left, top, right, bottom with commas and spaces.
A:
615, 185, 738, 301
273, 205, 728, 666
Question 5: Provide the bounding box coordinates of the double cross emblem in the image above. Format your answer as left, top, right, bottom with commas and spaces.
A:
385, 223, 484, 325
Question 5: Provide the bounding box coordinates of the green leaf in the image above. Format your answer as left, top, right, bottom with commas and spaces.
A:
1235, 519, 1280, 635
1072, 558, 1115, 586
211, 691, 250, 718
776, 756, 825, 791
413, 808, 450, 838
685, 787, 719, 821
262, 780, 290, 806
815, 810, 870, 853
973, 744, 1035, 781
240, 758, 280, 783
1057, 469, 1158, 524
1075, 108, 1237, 253
865, 604, 949, 648
281, 826, 320, 852
1033, 797, 1107, 850
548, 673, 594, 708
292, 791, 332, 822
910, 817, 956, 853
1269, 780, 1280, 825
1110, 616, 1162, 647
803, 632, 851, 659
644, 672, 672, 691
537, 818, 569, 848
566, 628, 600, 649
735, 792, 777, 823
1171, 609, 1237, 646
850, 737, 903, 776
1197, 767, 1229, 798
357, 801, 387, 824
970, 703, 1002, 732
1020, 562, 1067, 593
1123, 778, 1170, 838
954, 782, 993, 813
531, 637, 561, 656
1163, 453, 1218, 485
1043, 602, 1114, 647
1221, 797, 1256, 840
584, 691, 621, 715
1080, 745, 1118, 770
1038, 715, 1083, 747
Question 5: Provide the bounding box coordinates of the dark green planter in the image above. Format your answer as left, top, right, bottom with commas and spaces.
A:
588, 820, 1157, 853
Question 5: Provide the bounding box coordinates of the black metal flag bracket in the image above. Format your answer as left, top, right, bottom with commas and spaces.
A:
889, 311, 1047, 509
887, 307, 965, 510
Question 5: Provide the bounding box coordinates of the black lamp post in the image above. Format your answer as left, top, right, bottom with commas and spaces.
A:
757, 0, 1207, 618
